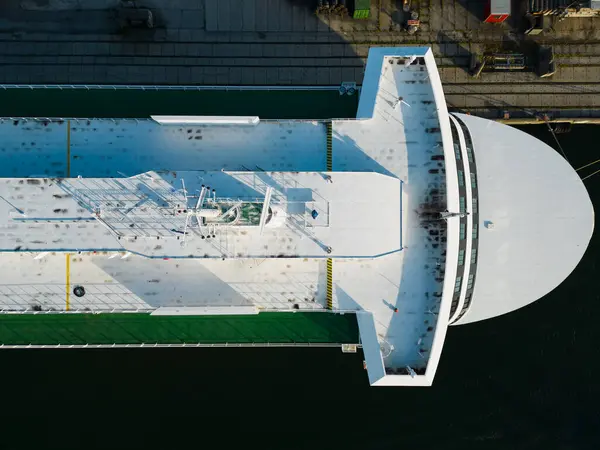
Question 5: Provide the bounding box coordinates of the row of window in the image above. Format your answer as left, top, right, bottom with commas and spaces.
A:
461, 123, 475, 164
451, 115, 478, 323
457, 248, 478, 266
450, 117, 461, 149
450, 297, 459, 314
455, 294, 473, 321
459, 195, 478, 214
450, 117, 475, 164
453, 273, 475, 294
457, 170, 477, 189
454, 277, 462, 293
466, 273, 474, 290
450, 116, 467, 320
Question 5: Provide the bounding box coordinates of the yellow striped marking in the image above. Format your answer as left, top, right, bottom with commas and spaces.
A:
66, 119, 71, 177
65, 253, 71, 311
326, 121, 332, 171
326, 258, 333, 310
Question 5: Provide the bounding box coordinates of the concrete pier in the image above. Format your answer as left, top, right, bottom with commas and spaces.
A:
1, 0, 600, 118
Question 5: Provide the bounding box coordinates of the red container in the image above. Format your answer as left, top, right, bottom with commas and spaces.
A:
484, 0, 510, 23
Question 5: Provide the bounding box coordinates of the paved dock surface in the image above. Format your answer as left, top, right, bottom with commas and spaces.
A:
1, 0, 600, 117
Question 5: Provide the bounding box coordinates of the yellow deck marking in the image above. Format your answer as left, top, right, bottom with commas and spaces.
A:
66, 119, 71, 177
66, 254, 71, 311
326, 258, 333, 310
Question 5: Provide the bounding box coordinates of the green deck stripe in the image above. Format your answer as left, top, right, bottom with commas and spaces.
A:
0, 312, 358, 346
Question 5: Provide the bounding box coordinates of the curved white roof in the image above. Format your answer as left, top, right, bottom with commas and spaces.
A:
453, 114, 594, 325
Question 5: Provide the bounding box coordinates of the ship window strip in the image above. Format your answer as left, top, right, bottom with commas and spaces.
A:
458, 170, 464, 187
458, 249, 465, 266
450, 292, 463, 317
455, 294, 473, 321
467, 274, 475, 290
450, 114, 480, 324
464, 295, 472, 308
460, 223, 466, 240
470, 248, 477, 264
454, 277, 462, 293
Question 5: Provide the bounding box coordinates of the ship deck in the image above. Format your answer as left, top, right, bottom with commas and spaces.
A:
0, 48, 452, 383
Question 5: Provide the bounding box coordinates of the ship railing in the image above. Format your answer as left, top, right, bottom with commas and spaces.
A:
0, 116, 370, 126
0, 84, 351, 91
0, 342, 360, 349
0, 307, 359, 315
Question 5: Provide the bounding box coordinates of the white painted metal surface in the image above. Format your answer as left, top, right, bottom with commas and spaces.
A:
333, 47, 457, 386
356, 312, 386, 385
0, 171, 401, 258
452, 114, 594, 325
0, 253, 329, 312
0, 118, 327, 178
151, 115, 260, 126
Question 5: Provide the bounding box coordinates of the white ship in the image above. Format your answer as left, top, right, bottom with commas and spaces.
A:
0, 47, 593, 386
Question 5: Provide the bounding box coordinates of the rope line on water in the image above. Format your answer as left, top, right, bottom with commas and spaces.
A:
544, 121, 570, 164
581, 168, 600, 182
576, 159, 600, 172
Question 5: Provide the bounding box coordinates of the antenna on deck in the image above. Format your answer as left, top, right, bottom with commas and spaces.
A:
440, 211, 469, 220
180, 179, 188, 202
258, 186, 273, 235
196, 185, 206, 210
392, 96, 410, 110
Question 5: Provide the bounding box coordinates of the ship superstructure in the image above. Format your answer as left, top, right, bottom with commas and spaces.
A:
4, 170, 399, 259
0, 47, 592, 386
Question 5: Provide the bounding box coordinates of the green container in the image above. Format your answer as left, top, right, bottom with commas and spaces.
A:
352, 0, 371, 19
353, 9, 370, 19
